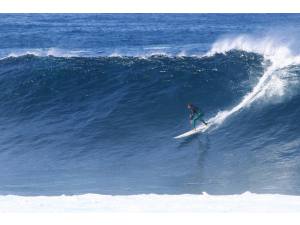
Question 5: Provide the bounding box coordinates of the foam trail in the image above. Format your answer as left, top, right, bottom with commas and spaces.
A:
208, 66, 274, 126
203, 35, 300, 129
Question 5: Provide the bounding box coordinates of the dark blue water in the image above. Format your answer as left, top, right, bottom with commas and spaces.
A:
0, 14, 300, 196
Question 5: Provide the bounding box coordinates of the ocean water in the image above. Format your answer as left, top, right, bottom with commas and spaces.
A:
0, 14, 300, 196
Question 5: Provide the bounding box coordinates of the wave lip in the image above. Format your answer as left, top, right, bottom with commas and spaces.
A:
2, 48, 89, 59
1, 192, 300, 212
0, 42, 209, 60
206, 35, 300, 68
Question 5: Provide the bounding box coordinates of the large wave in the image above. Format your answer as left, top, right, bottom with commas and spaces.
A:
0, 35, 300, 196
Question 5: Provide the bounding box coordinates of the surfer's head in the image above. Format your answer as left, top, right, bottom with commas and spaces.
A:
187, 103, 192, 109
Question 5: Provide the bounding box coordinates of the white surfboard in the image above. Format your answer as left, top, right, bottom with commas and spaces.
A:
174, 124, 209, 139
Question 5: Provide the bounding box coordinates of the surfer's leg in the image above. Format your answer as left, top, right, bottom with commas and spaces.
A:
201, 119, 208, 126
195, 112, 207, 126
191, 116, 198, 129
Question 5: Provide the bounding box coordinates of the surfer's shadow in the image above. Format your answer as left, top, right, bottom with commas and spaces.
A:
196, 135, 210, 164
198, 135, 210, 151
177, 133, 210, 152
176, 133, 210, 169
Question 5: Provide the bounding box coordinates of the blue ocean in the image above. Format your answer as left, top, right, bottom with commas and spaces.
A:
0, 14, 300, 196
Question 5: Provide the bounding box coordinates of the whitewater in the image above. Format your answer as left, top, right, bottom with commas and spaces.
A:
188, 36, 300, 133
2, 192, 300, 212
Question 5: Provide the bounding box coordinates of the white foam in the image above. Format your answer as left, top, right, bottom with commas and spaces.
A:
139, 51, 171, 58
203, 35, 300, 128
0, 192, 300, 212
2, 48, 86, 59
177, 50, 187, 57
0, 45, 195, 59
109, 50, 125, 57
5, 47, 174, 59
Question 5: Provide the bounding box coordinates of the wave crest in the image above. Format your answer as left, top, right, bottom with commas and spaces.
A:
202, 35, 300, 129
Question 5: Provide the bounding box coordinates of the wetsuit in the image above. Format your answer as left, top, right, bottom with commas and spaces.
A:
189, 104, 207, 128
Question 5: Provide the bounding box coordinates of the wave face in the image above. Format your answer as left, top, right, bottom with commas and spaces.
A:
1, 14, 300, 196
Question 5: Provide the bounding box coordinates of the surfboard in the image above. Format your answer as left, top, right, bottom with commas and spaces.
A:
174, 124, 208, 139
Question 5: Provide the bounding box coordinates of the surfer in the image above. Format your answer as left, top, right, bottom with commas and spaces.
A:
187, 103, 208, 128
